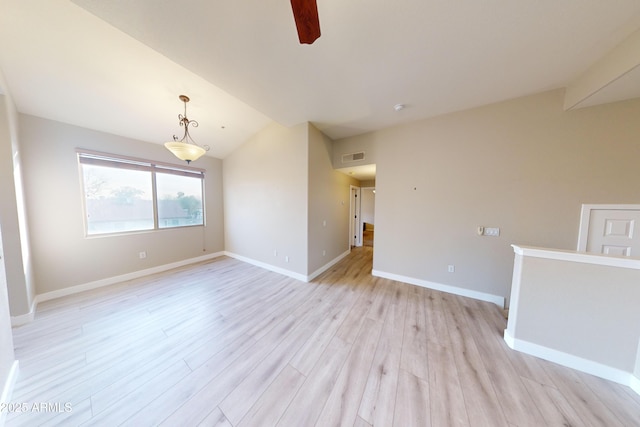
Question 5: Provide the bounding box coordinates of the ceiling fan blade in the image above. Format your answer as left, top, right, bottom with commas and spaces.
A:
290, 0, 321, 44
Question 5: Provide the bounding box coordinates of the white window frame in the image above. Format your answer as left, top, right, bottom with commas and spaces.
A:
77, 149, 205, 236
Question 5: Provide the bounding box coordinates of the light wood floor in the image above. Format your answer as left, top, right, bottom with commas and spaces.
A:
7, 247, 640, 426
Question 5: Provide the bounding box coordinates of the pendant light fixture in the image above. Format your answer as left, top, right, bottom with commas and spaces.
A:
164, 95, 209, 164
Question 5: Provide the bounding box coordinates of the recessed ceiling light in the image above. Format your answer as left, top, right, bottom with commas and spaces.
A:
393, 104, 405, 112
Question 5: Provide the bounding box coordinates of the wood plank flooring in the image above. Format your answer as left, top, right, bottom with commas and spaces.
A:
6, 247, 640, 426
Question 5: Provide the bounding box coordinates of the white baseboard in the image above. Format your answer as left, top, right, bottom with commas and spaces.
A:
225, 250, 351, 283
12, 249, 349, 327
224, 252, 308, 282
372, 269, 505, 308
36, 251, 225, 304
504, 329, 639, 395
11, 252, 225, 326
0, 361, 19, 426
307, 250, 350, 281
630, 375, 640, 396
10, 299, 37, 327
503, 329, 516, 349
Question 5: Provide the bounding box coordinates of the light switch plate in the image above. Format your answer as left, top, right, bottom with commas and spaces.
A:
484, 227, 500, 237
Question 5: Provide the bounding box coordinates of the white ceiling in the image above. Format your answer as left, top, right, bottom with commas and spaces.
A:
336, 164, 377, 182
1, 0, 640, 160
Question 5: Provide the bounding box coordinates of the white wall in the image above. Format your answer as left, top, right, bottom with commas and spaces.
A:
0, 91, 18, 413
334, 89, 640, 304
224, 121, 309, 275
0, 225, 17, 417
19, 114, 224, 295
636, 340, 640, 380
0, 93, 34, 317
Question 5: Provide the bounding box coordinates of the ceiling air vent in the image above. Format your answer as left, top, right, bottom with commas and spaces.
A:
342, 151, 365, 163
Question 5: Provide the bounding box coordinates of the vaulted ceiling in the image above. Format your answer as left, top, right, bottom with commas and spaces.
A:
1, 0, 640, 158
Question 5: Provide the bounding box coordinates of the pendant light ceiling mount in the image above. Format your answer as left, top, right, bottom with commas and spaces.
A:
164, 94, 210, 164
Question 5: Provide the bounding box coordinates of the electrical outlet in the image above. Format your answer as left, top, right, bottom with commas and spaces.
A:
285, 256, 289, 263
322, 250, 326, 257
448, 265, 455, 273
139, 251, 147, 259
274, 249, 278, 257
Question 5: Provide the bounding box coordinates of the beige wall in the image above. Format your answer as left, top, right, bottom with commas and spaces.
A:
334, 89, 640, 303
19, 114, 224, 295
224, 121, 357, 277
223, 122, 309, 274
508, 249, 640, 374
332, 133, 378, 170
360, 188, 375, 225
307, 124, 358, 274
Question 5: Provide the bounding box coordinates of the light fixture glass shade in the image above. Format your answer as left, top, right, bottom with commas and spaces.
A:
164, 141, 206, 164
164, 95, 210, 164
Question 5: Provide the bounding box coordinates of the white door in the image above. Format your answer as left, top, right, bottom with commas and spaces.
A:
578, 205, 640, 256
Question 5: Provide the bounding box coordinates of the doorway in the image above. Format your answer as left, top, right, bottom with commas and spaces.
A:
361, 187, 375, 247
338, 165, 376, 251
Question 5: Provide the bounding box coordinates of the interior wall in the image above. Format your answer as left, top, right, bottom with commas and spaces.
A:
510, 253, 640, 374
223, 121, 309, 275
0, 94, 32, 316
334, 89, 640, 303
0, 225, 16, 408
332, 133, 377, 170
0, 87, 19, 404
307, 124, 358, 274
19, 114, 224, 295
636, 340, 640, 379
360, 188, 375, 225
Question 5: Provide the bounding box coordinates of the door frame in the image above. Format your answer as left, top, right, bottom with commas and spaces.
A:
577, 204, 640, 251
349, 185, 362, 248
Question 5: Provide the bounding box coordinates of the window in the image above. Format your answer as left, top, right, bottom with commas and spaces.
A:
78, 150, 205, 236
156, 171, 204, 228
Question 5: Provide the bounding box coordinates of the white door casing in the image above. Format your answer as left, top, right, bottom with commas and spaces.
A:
577, 204, 640, 256
349, 185, 362, 247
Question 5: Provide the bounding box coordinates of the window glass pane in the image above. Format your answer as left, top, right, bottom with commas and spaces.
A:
82, 164, 154, 235
156, 173, 204, 228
